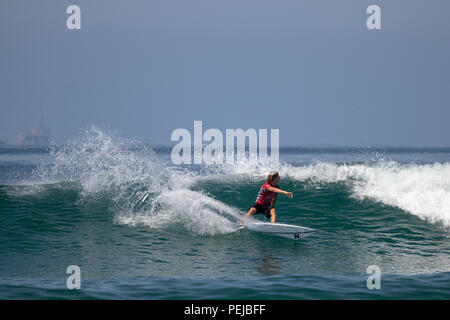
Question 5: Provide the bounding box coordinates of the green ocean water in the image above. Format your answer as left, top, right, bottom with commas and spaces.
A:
1, 127, 450, 299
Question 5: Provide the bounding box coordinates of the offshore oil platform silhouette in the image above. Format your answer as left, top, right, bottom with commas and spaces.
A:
18, 110, 50, 146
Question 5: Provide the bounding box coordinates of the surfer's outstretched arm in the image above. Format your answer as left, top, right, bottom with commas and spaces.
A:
267, 187, 293, 199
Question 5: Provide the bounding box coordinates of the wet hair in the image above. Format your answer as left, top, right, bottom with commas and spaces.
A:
266, 171, 279, 184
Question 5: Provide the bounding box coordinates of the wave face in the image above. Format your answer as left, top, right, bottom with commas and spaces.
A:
1, 127, 450, 298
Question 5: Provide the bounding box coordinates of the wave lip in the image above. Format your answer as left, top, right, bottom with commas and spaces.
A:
290, 161, 450, 229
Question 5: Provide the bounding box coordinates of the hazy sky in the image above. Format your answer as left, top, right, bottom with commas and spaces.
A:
1, 0, 449, 146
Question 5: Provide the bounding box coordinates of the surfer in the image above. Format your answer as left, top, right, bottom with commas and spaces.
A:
245, 171, 293, 223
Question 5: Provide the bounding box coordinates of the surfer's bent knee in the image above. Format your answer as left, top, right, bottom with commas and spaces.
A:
245, 207, 257, 218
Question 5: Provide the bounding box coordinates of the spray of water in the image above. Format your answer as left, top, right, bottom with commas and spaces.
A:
36, 126, 242, 235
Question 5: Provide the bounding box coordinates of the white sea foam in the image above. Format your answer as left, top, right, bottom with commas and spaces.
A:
225, 158, 450, 228
350, 162, 450, 228
115, 189, 241, 235
47, 126, 242, 235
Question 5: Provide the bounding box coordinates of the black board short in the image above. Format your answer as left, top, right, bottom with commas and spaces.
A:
250, 203, 274, 219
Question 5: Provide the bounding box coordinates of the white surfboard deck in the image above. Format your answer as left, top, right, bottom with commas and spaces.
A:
241, 220, 316, 240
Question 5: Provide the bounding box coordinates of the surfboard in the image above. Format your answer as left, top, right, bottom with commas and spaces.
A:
242, 220, 316, 240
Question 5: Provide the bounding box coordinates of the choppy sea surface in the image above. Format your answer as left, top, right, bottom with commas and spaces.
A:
1, 127, 449, 299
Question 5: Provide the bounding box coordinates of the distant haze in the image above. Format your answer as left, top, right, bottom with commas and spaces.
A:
1, 0, 449, 146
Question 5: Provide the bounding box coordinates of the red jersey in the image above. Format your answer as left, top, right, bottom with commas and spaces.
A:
255, 183, 279, 206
